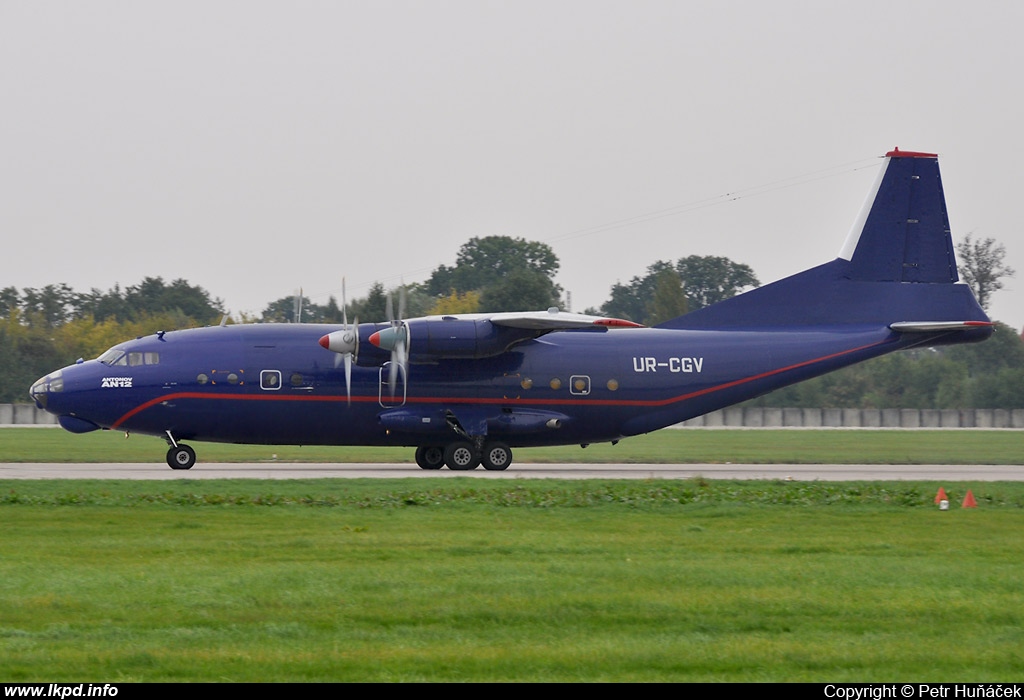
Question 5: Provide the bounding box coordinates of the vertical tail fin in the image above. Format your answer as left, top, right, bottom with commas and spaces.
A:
664, 148, 989, 331
839, 148, 958, 283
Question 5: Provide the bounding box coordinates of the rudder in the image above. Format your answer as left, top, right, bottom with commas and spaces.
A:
839, 148, 958, 284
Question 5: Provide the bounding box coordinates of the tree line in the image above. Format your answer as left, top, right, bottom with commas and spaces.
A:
3, 234, 1020, 407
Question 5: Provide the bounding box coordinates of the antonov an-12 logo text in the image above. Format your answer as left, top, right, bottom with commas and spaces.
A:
101, 377, 133, 388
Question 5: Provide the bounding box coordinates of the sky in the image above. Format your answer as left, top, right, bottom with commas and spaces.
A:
2, 1, 1022, 331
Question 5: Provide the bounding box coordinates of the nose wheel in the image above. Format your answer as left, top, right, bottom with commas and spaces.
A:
166, 444, 196, 470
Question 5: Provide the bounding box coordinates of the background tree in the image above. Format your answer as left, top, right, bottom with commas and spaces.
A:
1, 287, 21, 319
74, 277, 224, 324
122, 277, 223, 323
74, 285, 130, 322
20, 284, 77, 327
644, 269, 690, 325
479, 268, 561, 312
320, 296, 345, 324
425, 236, 562, 312
0, 311, 65, 403
349, 282, 389, 322
262, 294, 319, 323
601, 261, 675, 323
429, 289, 481, 315
675, 255, 759, 310
600, 255, 758, 324
956, 233, 1015, 311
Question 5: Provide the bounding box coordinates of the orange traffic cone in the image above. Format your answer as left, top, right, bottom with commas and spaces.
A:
962, 490, 978, 508
935, 487, 948, 504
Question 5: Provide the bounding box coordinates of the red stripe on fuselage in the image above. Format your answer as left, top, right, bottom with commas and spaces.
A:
111, 339, 887, 429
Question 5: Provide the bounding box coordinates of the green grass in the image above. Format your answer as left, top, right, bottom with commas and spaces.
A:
0, 479, 1023, 681
2, 429, 1022, 682
1, 426, 1023, 464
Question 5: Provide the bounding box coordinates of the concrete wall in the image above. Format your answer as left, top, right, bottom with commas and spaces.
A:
676, 407, 1024, 428
3, 403, 1024, 429
0, 404, 59, 425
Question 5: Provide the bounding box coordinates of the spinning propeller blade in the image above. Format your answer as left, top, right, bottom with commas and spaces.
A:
317, 278, 359, 404
385, 286, 408, 399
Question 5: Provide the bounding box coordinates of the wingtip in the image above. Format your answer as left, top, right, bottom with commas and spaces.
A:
593, 318, 645, 328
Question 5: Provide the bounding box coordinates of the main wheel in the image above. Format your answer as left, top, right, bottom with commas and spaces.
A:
167, 444, 196, 470
415, 445, 445, 470
481, 442, 513, 471
444, 441, 479, 470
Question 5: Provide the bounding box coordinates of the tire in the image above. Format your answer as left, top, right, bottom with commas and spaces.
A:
415, 445, 445, 470
167, 444, 197, 470
481, 442, 513, 471
444, 441, 479, 470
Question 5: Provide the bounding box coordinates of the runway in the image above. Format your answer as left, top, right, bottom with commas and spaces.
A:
0, 462, 1020, 480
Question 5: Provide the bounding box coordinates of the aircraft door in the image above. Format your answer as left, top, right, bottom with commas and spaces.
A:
379, 362, 407, 407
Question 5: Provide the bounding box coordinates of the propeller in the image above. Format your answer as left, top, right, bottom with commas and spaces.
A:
369, 285, 409, 399
317, 279, 359, 404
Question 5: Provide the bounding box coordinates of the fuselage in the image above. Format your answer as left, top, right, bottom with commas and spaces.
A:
31, 320, 972, 449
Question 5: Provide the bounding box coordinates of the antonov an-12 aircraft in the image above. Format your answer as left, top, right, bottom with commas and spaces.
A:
31, 149, 992, 470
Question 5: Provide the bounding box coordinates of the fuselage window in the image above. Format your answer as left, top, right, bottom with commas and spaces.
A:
261, 370, 282, 390
570, 375, 591, 396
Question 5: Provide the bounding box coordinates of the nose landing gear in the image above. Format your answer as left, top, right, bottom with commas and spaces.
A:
167, 444, 197, 470
164, 430, 196, 470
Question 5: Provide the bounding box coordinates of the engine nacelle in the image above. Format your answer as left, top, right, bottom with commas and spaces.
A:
367, 317, 533, 363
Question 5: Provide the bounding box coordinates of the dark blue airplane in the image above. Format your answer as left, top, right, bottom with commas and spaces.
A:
30, 148, 993, 470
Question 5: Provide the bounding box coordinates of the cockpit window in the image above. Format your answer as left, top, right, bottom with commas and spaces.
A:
128, 352, 160, 366
98, 349, 127, 366
97, 349, 160, 366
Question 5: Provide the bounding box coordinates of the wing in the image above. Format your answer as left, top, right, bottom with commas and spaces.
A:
487, 308, 643, 330
320, 308, 643, 364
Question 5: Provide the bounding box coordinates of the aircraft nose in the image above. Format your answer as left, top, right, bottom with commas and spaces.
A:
29, 370, 63, 410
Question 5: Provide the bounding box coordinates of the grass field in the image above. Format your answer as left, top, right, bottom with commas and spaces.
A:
1, 430, 1022, 682
0, 479, 1022, 682
1, 426, 1023, 464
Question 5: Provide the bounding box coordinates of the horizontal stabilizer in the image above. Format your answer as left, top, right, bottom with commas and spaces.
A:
890, 320, 994, 333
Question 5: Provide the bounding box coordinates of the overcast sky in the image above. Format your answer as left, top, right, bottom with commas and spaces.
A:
2, 1, 1022, 331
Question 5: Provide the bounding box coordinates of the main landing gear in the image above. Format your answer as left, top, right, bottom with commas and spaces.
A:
164, 431, 196, 470
415, 441, 513, 471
